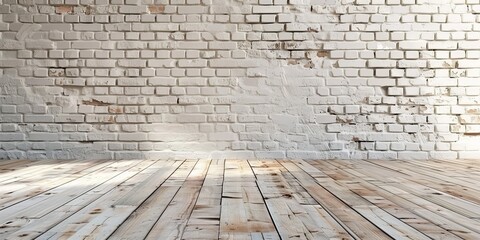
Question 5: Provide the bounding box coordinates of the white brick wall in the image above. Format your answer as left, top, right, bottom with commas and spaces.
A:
1, 1, 480, 160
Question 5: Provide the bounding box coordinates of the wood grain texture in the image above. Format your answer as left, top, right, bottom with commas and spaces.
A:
0, 159, 479, 240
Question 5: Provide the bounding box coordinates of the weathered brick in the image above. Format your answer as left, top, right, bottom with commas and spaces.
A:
74, 24, 102, 31
148, 5, 165, 14
55, 5, 73, 14
0, 40, 23, 50
118, 6, 148, 14
0, 133, 25, 141
24, 115, 55, 123
55, 114, 85, 123
253, 6, 282, 14
0, 60, 24, 68
177, 114, 207, 123
209, 59, 269, 68
86, 60, 117, 68
119, 133, 148, 141
26, 40, 54, 49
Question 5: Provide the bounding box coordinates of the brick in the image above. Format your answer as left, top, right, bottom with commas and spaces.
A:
24, 115, 55, 123
119, 6, 148, 14
0, 60, 24, 68
148, 60, 176, 68
149, 97, 178, 105
368, 60, 397, 68
177, 114, 207, 123
458, 60, 480, 68
398, 152, 429, 160
398, 41, 427, 50
29, 133, 59, 141
315, 115, 337, 123
208, 132, 238, 141
460, 115, 480, 124
209, 59, 269, 68
55, 5, 74, 14
178, 59, 207, 68
428, 42, 457, 50
239, 133, 270, 141
178, 6, 206, 14
209, 42, 237, 50
255, 151, 286, 159
0, 40, 23, 50
74, 24, 102, 31
86, 60, 116, 68
56, 78, 86, 86
148, 5, 165, 13
0, 133, 25, 141
149, 133, 205, 141
253, 6, 282, 14
26, 40, 55, 49
459, 41, 480, 50
117, 41, 146, 49
338, 60, 366, 68
119, 133, 147, 141
118, 96, 147, 105
72, 41, 101, 49
55, 114, 85, 123
118, 59, 147, 68
87, 133, 117, 141
85, 115, 116, 123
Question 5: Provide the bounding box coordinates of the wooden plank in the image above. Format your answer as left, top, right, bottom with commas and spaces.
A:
249, 160, 317, 205
144, 160, 210, 240
106, 187, 179, 239
68, 160, 181, 240
398, 181, 480, 218
266, 199, 338, 240
405, 159, 480, 179
181, 159, 224, 239
0, 159, 142, 220
328, 160, 480, 239
369, 160, 480, 192
362, 161, 480, 221
403, 160, 480, 188
32, 159, 171, 240
181, 225, 221, 240
0, 160, 114, 210
279, 160, 391, 239
220, 197, 253, 240
379, 184, 480, 239
0, 159, 56, 171
113, 160, 183, 206
251, 160, 350, 240
0, 159, 69, 183
107, 160, 196, 240
317, 160, 463, 240
0, 159, 88, 185
415, 159, 480, 173
292, 160, 430, 240
219, 160, 279, 240
0, 159, 33, 169
1, 160, 150, 239
16, 160, 146, 219
303, 205, 355, 240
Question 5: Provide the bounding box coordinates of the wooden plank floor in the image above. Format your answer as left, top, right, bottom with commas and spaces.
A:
0, 159, 479, 239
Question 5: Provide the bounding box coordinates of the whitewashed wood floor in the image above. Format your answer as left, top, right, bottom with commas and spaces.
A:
0, 158, 479, 239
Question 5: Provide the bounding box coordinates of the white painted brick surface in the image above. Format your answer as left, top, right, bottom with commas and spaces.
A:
0, 1, 479, 160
